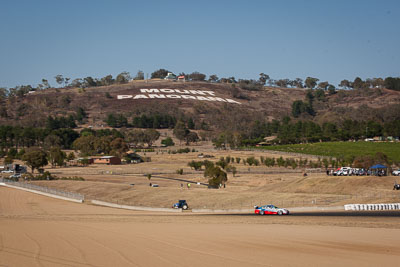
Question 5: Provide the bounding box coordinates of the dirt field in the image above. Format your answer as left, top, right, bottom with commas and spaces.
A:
1, 186, 400, 267
11, 147, 399, 210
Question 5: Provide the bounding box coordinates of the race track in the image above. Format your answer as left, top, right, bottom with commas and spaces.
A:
1, 186, 400, 267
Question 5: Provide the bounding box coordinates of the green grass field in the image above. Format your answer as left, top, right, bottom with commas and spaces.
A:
260, 142, 400, 162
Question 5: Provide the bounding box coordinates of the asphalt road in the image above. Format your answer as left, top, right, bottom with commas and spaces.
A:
197, 210, 400, 217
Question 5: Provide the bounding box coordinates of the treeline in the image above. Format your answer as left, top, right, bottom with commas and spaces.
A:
3, 68, 400, 100
0, 126, 79, 150
191, 153, 391, 171
45, 108, 87, 130
213, 118, 400, 148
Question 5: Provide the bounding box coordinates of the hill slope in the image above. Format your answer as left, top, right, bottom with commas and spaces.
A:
2, 80, 400, 133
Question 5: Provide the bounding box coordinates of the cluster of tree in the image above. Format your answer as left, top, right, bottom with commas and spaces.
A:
161, 137, 174, 146
80, 128, 124, 138
271, 119, 399, 144
203, 160, 227, 187
237, 79, 264, 91
291, 89, 322, 118
187, 159, 232, 187
212, 117, 400, 147
384, 77, 400, 91
124, 129, 160, 148
150, 69, 207, 81
105, 113, 129, 128
173, 121, 199, 145
131, 114, 177, 129
0, 126, 79, 150
46, 115, 77, 130
148, 69, 400, 93
0, 72, 139, 98
167, 147, 194, 154
19, 147, 76, 173
72, 135, 128, 157
3, 68, 400, 100
62, 71, 135, 88
0, 123, 166, 159
72, 128, 160, 156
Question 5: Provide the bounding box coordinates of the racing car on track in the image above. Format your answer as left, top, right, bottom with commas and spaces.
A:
254, 205, 289, 215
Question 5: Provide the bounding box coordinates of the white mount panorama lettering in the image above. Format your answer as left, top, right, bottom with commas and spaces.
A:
117, 88, 241, 104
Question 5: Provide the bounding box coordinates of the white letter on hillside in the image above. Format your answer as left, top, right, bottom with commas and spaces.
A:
207, 97, 226, 102
226, 98, 241, 104
160, 89, 175, 93
117, 95, 133, 99
148, 94, 166, 98
189, 90, 206, 95
181, 95, 197, 99
196, 96, 212, 101
140, 88, 160, 93
166, 95, 182, 99
174, 89, 190, 94
133, 94, 149, 99
203, 91, 215, 96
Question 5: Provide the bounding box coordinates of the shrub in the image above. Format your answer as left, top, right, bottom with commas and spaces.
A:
204, 165, 227, 187
161, 137, 175, 147
188, 160, 203, 171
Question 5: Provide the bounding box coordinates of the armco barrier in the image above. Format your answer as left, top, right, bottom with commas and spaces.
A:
1, 183, 83, 203
192, 208, 253, 213
344, 203, 400, 211
91, 200, 182, 212
0, 178, 84, 203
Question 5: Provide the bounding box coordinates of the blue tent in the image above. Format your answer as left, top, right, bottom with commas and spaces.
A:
370, 164, 387, 169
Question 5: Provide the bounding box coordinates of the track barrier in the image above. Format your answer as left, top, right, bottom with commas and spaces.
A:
91, 200, 182, 212
0, 178, 84, 203
344, 203, 400, 211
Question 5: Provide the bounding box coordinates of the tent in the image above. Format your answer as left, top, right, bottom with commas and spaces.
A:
369, 164, 388, 176
370, 164, 387, 169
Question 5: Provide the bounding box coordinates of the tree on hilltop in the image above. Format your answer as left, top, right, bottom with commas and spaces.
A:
259, 73, 270, 85
189, 72, 206, 81
116, 72, 131, 84
305, 77, 319, 89
151, 69, 170, 79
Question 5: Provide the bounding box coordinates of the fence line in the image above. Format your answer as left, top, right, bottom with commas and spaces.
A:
0, 178, 84, 201
233, 148, 332, 159
102, 191, 400, 210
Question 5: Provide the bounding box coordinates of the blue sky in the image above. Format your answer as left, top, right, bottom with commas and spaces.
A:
1, 0, 399, 88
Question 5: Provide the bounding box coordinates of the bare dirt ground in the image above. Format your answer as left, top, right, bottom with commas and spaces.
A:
13, 147, 400, 210
1, 186, 400, 267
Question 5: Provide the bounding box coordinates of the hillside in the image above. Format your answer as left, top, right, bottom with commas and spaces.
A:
2, 80, 400, 134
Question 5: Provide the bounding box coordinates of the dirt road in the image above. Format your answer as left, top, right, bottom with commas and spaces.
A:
1, 187, 400, 266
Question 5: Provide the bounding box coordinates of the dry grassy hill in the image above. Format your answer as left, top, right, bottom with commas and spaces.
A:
2, 80, 400, 131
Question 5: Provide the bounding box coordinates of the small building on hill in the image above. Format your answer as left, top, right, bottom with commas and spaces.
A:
177, 75, 186, 81
256, 136, 277, 147
164, 72, 177, 80
93, 156, 121, 165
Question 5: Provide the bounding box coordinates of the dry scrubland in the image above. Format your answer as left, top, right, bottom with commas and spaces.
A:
23, 146, 400, 209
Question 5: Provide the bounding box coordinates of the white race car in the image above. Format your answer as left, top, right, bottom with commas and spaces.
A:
254, 205, 290, 215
